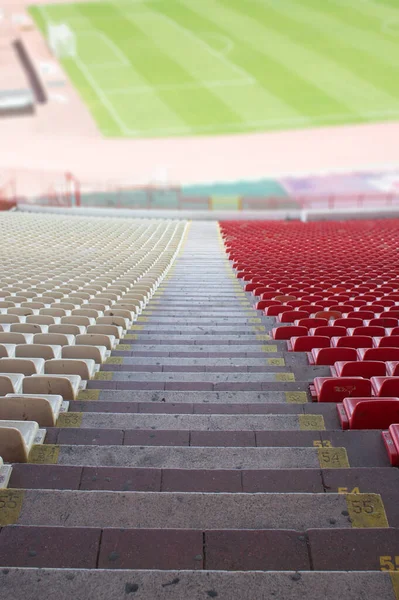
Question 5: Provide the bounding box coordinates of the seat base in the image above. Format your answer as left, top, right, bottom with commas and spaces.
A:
0, 464, 12, 488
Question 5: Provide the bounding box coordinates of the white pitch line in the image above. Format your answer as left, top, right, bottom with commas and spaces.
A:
37, 5, 136, 136
123, 107, 399, 136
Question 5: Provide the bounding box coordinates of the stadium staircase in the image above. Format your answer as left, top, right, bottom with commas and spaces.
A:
0, 212, 398, 599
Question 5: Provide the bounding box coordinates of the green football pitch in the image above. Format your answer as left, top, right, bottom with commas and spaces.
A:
29, 0, 399, 138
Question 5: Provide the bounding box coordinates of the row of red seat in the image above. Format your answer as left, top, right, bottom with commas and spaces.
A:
220, 219, 399, 467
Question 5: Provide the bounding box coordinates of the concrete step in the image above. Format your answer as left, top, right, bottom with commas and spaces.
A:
0, 569, 396, 600
27, 444, 349, 469
1, 526, 399, 572
87, 379, 309, 392
77, 389, 311, 403
0, 489, 387, 529
52, 412, 326, 431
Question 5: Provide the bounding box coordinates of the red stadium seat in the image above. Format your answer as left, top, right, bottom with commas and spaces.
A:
338, 397, 399, 430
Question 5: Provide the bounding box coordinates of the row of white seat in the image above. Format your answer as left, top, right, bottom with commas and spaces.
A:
0, 212, 188, 476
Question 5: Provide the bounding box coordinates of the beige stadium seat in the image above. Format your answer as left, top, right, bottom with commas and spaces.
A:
62, 344, 107, 364
33, 333, 75, 347
8, 307, 36, 317
105, 308, 135, 322
20, 302, 46, 310
15, 344, 62, 360
96, 316, 129, 330
9, 296, 28, 304
23, 374, 82, 400
76, 333, 115, 351
72, 308, 103, 319
1, 394, 63, 427
45, 358, 95, 380
86, 324, 123, 339
0, 358, 44, 376
0, 315, 22, 324
61, 316, 95, 327
26, 315, 59, 325
0, 332, 34, 345
0, 421, 44, 463
48, 324, 86, 336
58, 299, 84, 308
84, 302, 110, 312
11, 323, 48, 334
39, 308, 70, 318
54, 302, 80, 311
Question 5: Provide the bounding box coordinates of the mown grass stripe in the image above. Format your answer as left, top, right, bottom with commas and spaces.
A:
216, 0, 397, 116
184, 0, 357, 120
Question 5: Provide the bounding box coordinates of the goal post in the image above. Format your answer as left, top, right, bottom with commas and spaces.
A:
47, 22, 76, 59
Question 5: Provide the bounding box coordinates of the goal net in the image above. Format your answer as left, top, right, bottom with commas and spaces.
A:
47, 23, 76, 58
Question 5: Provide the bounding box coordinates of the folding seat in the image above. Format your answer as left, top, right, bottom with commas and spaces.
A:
256, 300, 282, 310
8, 307, 35, 317
277, 310, 310, 323
1, 394, 64, 427
382, 424, 399, 465
23, 374, 81, 400
338, 397, 399, 430
348, 326, 386, 337
312, 300, 335, 309
330, 360, 386, 378
272, 325, 309, 341
298, 304, 324, 314
331, 335, 373, 349
328, 304, 355, 313
358, 347, 399, 362
0, 421, 43, 462
257, 291, 277, 300
357, 305, 385, 315
62, 345, 106, 364
297, 295, 324, 303
288, 335, 330, 352
86, 324, 123, 340
313, 310, 342, 321
263, 305, 289, 317
0, 357, 44, 376
310, 325, 347, 338
10, 323, 48, 335
61, 315, 96, 327
0, 315, 22, 325
294, 317, 328, 329
0, 332, 33, 345
371, 376, 399, 397
33, 333, 74, 347
39, 308, 70, 318
286, 300, 307, 309
76, 333, 115, 351
349, 300, 370, 308
72, 308, 103, 320
377, 299, 396, 308
333, 318, 363, 329
26, 315, 59, 325
345, 311, 375, 320
311, 376, 372, 402
48, 324, 86, 336
44, 358, 95, 380
366, 317, 398, 328
309, 347, 357, 365
386, 310, 399, 319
